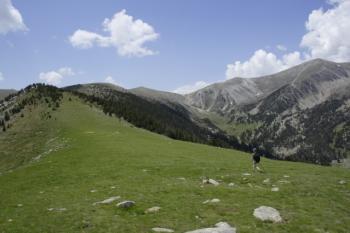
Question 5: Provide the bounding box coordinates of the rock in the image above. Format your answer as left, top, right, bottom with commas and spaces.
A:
177, 177, 186, 181
203, 198, 220, 204
17, 204, 23, 207
93, 196, 120, 205
278, 180, 290, 184
228, 182, 235, 187
242, 173, 251, 176
263, 178, 270, 184
339, 180, 346, 185
47, 207, 67, 212
90, 189, 97, 193
185, 222, 236, 233
117, 200, 135, 208
271, 187, 279, 192
203, 178, 219, 186
152, 227, 174, 232
283, 175, 290, 178
253, 206, 282, 223
110, 186, 116, 189
8, 219, 13, 222
145, 206, 161, 213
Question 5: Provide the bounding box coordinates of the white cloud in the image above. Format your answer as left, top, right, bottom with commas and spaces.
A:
39, 67, 75, 85
0, 72, 4, 81
0, 0, 27, 35
301, 0, 350, 62
69, 9, 159, 57
226, 0, 350, 79
173, 81, 210, 95
225, 50, 302, 79
276, 44, 287, 51
104, 76, 119, 86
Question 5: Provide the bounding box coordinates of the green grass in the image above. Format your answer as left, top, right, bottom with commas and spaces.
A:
0, 94, 349, 232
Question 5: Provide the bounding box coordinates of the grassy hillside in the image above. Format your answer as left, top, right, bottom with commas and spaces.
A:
0, 93, 349, 232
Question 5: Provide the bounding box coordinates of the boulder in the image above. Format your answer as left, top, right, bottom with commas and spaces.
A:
253, 206, 282, 223
185, 222, 236, 233
117, 200, 135, 208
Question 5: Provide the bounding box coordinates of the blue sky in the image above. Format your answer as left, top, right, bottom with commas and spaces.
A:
1, 0, 349, 93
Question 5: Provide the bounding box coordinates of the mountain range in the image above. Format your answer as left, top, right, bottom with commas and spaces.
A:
1, 59, 349, 165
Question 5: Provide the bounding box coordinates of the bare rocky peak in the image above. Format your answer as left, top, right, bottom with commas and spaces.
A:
185, 59, 350, 113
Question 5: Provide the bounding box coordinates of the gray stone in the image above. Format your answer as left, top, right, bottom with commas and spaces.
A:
203, 198, 220, 204
253, 206, 282, 223
93, 196, 120, 205
117, 200, 135, 208
339, 180, 346, 185
152, 227, 174, 232
203, 178, 219, 186
271, 187, 279, 192
145, 206, 161, 213
185, 222, 236, 233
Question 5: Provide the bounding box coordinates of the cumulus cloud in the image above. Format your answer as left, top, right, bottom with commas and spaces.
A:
226, 0, 350, 79
0, 0, 27, 34
301, 0, 350, 62
225, 50, 302, 79
69, 9, 159, 57
173, 81, 210, 95
0, 72, 4, 81
39, 67, 75, 85
104, 76, 120, 86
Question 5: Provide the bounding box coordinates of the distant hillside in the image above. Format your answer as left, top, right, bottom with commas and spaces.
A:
0, 89, 17, 100
65, 83, 247, 151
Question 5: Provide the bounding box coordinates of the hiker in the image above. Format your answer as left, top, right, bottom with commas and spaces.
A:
252, 148, 261, 172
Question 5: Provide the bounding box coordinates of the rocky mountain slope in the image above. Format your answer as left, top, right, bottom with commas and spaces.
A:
185, 59, 350, 164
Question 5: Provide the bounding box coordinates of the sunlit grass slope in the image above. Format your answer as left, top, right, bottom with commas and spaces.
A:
0, 94, 349, 233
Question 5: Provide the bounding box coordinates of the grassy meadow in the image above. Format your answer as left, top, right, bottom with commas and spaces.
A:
0, 94, 349, 232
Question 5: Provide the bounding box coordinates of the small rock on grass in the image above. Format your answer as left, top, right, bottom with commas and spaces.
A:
185, 222, 236, 233
263, 178, 270, 184
93, 196, 120, 205
117, 200, 135, 209
339, 180, 346, 185
145, 206, 161, 213
203, 198, 220, 204
253, 206, 282, 223
47, 207, 67, 212
202, 178, 219, 186
228, 182, 235, 187
271, 187, 279, 192
152, 227, 174, 232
